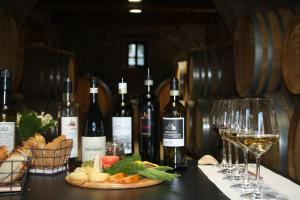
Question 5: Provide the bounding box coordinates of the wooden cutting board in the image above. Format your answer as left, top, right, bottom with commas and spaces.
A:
65, 175, 162, 189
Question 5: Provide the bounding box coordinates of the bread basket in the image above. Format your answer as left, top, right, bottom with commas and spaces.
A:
29, 139, 73, 175
0, 150, 31, 195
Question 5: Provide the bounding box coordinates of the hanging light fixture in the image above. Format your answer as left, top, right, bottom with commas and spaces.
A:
128, 0, 142, 2
129, 9, 142, 13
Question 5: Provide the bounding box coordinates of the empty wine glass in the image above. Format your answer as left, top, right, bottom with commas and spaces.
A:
222, 100, 235, 175
238, 98, 279, 199
215, 100, 230, 169
211, 100, 228, 168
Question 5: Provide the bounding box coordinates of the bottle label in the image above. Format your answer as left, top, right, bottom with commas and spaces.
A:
0, 122, 15, 152
118, 82, 127, 94
61, 117, 78, 158
82, 136, 106, 162
170, 90, 179, 96
112, 117, 132, 154
162, 117, 184, 147
144, 80, 153, 86
90, 88, 98, 93
141, 115, 153, 137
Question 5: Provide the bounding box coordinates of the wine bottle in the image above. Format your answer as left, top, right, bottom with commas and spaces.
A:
162, 77, 186, 169
82, 77, 106, 161
0, 69, 16, 152
58, 77, 79, 161
112, 78, 133, 155
139, 68, 159, 163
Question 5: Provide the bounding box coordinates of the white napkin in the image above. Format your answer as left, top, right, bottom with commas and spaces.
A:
198, 164, 300, 200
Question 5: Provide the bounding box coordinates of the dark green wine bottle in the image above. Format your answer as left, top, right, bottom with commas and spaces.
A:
82, 77, 106, 161
162, 78, 186, 169
139, 68, 159, 163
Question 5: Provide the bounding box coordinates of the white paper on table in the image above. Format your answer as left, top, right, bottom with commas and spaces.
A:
198, 164, 300, 200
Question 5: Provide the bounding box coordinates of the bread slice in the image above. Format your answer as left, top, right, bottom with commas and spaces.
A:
0, 146, 8, 161
0, 149, 27, 184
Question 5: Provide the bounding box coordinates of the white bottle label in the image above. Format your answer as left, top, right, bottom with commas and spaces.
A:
162, 117, 184, 147
82, 136, 106, 162
0, 122, 15, 152
90, 88, 98, 93
61, 117, 78, 158
112, 117, 132, 154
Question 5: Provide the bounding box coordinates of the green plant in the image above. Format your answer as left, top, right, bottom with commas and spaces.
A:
16, 111, 57, 140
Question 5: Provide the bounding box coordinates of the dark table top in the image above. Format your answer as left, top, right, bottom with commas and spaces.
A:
0, 161, 229, 200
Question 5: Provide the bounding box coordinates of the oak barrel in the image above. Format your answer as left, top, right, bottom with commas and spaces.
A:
288, 101, 300, 181
0, 14, 23, 92
155, 78, 170, 118
282, 14, 300, 94
234, 8, 293, 97
262, 89, 296, 175
191, 99, 221, 159
75, 76, 112, 120
21, 46, 77, 99
185, 100, 195, 155
188, 45, 235, 99
176, 61, 188, 99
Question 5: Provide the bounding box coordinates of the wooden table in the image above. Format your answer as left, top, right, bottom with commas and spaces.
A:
0, 161, 229, 200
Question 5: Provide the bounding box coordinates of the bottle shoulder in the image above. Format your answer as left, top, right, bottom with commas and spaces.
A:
162, 100, 185, 118
114, 100, 133, 117
0, 107, 16, 121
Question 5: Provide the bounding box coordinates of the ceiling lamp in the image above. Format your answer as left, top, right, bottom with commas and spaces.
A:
129, 9, 142, 13
128, 0, 142, 2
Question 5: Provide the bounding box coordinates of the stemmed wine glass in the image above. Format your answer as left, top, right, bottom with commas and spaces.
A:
211, 100, 228, 169
237, 98, 279, 199
231, 98, 255, 191
222, 100, 235, 174
224, 99, 244, 180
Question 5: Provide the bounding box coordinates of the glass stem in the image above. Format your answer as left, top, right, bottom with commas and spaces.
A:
227, 142, 232, 168
234, 146, 239, 173
243, 150, 249, 185
222, 138, 227, 163
256, 155, 261, 191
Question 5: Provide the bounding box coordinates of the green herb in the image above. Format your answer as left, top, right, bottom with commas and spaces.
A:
138, 168, 179, 181
104, 154, 144, 175
152, 166, 174, 172
104, 154, 179, 181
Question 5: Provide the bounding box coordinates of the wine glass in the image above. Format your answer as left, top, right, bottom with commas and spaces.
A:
222, 100, 235, 175
238, 98, 279, 199
224, 99, 244, 180
210, 100, 228, 168
231, 98, 255, 191
215, 100, 229, 169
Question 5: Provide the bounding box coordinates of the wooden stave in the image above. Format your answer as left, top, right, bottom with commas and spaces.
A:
185, 100, 195, 155
282, 13, 300, 95
75, 76, 112, 120
188, 46, 235, 100
288, 100, 300, 181
154, 78, 170, 119
234, 9, 293, 97
176, 61, 188, 100
21, 47, 77, 99
262, 90, 296, 175
190, 99, 221, 159
0, 14, 24, 93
